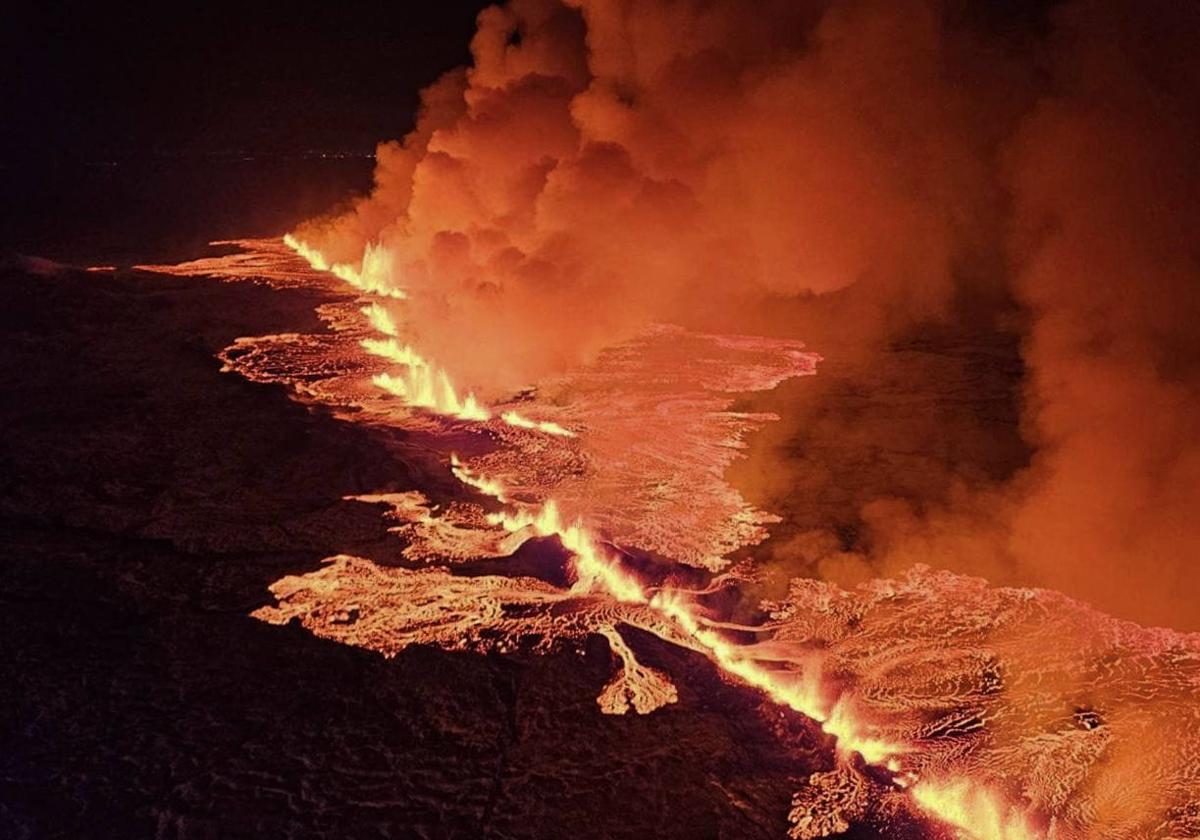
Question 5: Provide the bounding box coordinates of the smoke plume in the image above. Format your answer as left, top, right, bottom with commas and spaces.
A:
295, 0, 1200, 628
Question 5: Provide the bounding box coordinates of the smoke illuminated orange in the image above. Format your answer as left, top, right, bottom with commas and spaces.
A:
218, 234, 1199, 840
285, 235, 575, 435
279, 235, 1026, 836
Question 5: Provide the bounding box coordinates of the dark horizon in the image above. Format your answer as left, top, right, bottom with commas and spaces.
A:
3, 1, 1058, 164
3, 2, 493, 162
2, 2, 493, 263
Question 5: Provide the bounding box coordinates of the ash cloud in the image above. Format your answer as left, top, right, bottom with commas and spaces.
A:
296, 0, 1200, 628
999, 1, 1200, 627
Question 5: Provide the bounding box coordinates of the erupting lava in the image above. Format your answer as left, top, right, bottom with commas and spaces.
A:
143, 238, 1200, 840
284, 234, 404, 299
443, 456, 1042, 840
287, 235, 577, 434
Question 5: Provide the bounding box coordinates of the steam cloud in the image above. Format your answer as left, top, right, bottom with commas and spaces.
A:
295, 0, 1200, 629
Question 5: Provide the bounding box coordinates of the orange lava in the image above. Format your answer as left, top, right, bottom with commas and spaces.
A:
272, 236, 1046, 838
141, 238, 1200, 840
284, 235, 577, 435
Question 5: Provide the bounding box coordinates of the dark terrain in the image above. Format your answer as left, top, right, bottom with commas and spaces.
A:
0, 155, 375, 267
0, 258, 946, 839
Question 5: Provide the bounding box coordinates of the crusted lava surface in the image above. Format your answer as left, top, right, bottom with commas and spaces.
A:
0, 261, 929, 839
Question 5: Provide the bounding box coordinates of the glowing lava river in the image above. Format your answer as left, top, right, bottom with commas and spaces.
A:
138, 238, 1200, 840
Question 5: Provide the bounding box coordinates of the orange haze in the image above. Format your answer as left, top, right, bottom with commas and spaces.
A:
292, 0, 1200, 629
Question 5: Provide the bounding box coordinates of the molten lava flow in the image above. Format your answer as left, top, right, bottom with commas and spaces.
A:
373, 369, 491, 421
329, 241, 404, 299
499, 410, 575, 437
262, 236, 1052, 837
449, 453, 509, 503
135, 238, 342, 288
284, 235, 576, 437
487, 498, 647, 605
142, 237, 1200, 838
360, 336, 490, 422
459, 457, 909, 772
361, 302, 398, 336
447, 458, 1049, 840
595, 626, 680, 714
910, 780, 1039, 840
360, 336, 424, 367
283, 234, 404, 298
280, 233, 331, 271
286, 233, 491, 421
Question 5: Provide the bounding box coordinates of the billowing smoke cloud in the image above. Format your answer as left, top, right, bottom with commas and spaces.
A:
296, 0, 1200, 628
744, 0, 1200, 630
999, 1, 1200, 627
297, 0, 1014, 388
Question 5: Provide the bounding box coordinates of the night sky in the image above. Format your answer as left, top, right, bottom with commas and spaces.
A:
4, 1, 492, 161
2, 1, 1055, 163
1, 1, 493, 261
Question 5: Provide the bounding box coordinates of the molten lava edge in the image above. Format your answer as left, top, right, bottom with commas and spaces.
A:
141, 238, 1200, 840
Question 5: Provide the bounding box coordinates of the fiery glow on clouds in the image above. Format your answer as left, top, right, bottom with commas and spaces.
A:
282, 0, 1200, 634
254, 237, 1149, 840
144, 237, 1200, 838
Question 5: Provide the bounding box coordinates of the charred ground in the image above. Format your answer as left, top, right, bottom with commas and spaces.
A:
0, 261, 937, 839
